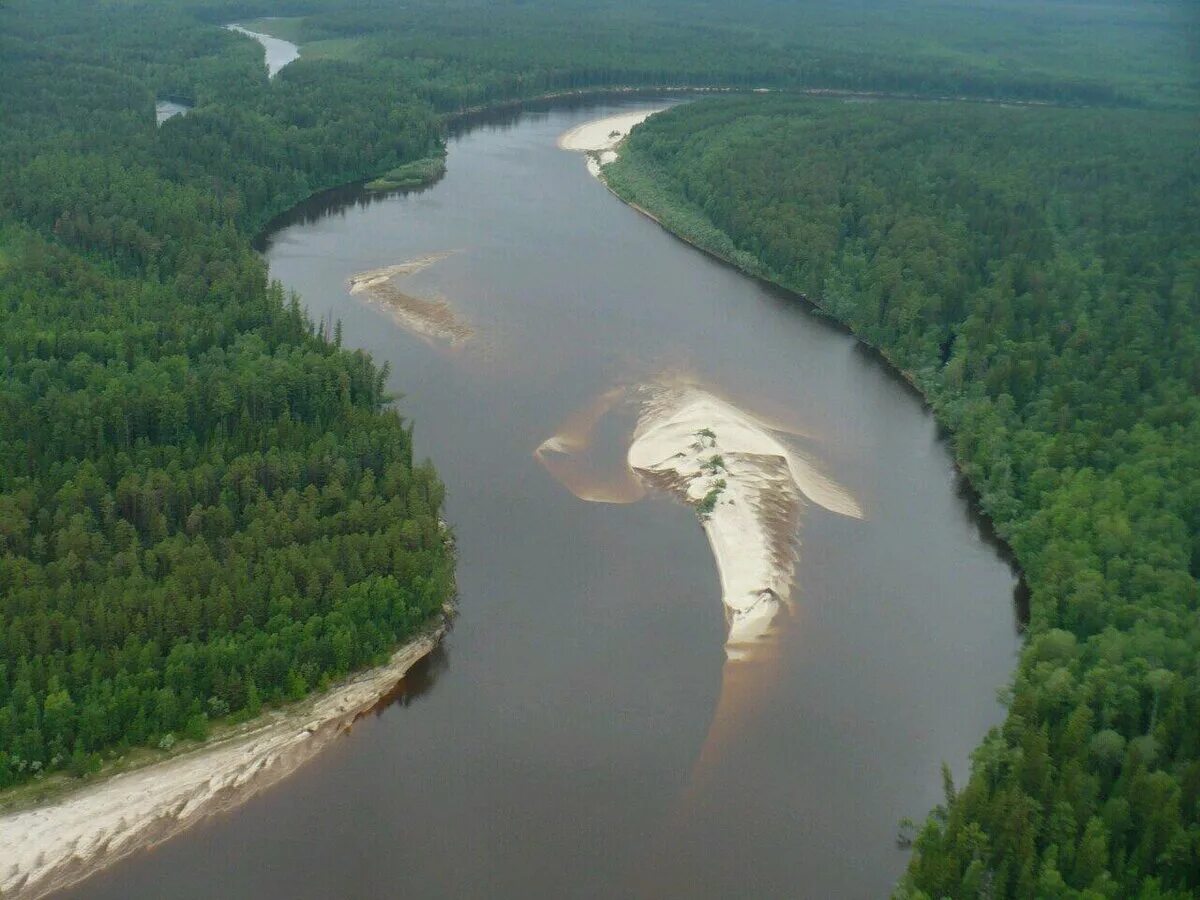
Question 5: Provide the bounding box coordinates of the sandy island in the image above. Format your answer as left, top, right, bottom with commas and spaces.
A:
0, 624, 446, 900
347, 252, 471, 346
537, 381, 862, 659
557, 108, 667, 176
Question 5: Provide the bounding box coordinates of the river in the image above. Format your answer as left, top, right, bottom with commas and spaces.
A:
64, 98, 1021, 899
226, 24, 299, 77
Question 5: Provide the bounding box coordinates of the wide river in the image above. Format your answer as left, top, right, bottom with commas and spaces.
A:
67, 98, 1021, 899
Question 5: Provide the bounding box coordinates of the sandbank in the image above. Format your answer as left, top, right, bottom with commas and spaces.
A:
538, 381, 862, 659
557, 108, 667, 176
347, 253, 471, 345
0, 626, 445, 899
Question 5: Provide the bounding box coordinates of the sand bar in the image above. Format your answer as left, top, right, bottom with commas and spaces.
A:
557, 108, 667, 176
629, 385, 861, 658
0, 626, 445, 900
347, 253, 471, 345
538, 381, 862, 659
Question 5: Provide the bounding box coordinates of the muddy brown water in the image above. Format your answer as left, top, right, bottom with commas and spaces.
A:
64, 98, 1021, 899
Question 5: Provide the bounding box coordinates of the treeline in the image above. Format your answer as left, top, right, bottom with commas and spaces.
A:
606, 97, 1199, 898
232, 0, 1196, 109
0, 1, 452, 788
0, 0, 1193, 833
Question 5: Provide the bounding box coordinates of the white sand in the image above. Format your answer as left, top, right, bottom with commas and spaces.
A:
557, 109, 666, 177
628, 386, 861, 658
0, 628, 444, 900
348, 253, 470, 345
537, 381, 862, 659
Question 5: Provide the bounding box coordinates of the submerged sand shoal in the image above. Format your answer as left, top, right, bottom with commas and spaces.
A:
0, 626, 445, 900
347, 253, 471, 345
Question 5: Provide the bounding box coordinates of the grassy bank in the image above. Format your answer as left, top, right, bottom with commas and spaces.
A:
365, 152, 447, 192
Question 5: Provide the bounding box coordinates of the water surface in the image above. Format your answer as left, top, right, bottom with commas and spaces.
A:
67, 99, 1020, 899
154, 99, 191, 125
226, 24, 299, 77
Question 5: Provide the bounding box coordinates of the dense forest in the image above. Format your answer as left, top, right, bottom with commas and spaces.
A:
2, 0, 1197, 894
0, 1, 453, 788
606, 97, 1199, 898
224, 0, 1198, 109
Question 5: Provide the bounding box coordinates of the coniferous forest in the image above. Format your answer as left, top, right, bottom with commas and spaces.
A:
606, 96, 1199, 898
1, 0, 1197, 896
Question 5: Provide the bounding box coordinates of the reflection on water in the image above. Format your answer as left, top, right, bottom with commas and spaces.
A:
371, 645, 450, 716
253, 180, 446, 249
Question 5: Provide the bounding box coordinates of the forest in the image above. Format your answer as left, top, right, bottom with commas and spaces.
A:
1, 0, 1196, 895
606, 96, 1199, 899
0, 1, 453, 789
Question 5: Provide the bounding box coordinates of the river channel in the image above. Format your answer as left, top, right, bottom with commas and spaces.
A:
67, 97, 1021, 900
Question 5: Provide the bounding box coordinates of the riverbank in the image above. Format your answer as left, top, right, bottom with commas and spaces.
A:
0, 617, 449, 900
557, 108, 667, 175
592, 115, 944, 403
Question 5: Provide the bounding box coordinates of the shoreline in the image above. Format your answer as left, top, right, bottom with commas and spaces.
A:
0, 618, 449, 900
536, 379, 862, 660
591, 109, 1031, 591
1, 88, 1033, 900
253, 83, 1078, 244
556, 107, 668, 176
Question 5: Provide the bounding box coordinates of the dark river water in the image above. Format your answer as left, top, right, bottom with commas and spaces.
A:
67, 98, 1021, 899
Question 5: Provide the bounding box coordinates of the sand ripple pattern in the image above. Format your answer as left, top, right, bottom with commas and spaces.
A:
347, 253, 471, 346
537, 380, 862, 660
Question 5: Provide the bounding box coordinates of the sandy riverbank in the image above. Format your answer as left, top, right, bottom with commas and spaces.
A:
0, 624, 446, 900
348, 253, 471, 345
537, 380, 862, 659
557, 108, 667, 176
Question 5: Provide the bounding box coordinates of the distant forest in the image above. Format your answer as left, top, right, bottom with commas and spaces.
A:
1, 0, 1197, 896
606, 95, 1198, 898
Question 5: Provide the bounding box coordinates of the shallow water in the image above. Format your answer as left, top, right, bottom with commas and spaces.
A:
66, 98, 1021, 899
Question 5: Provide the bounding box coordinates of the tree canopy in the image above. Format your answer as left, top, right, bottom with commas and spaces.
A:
606, 95, 1199, 899
1, 0, 1197, 894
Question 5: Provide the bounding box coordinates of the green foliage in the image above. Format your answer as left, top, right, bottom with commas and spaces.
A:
0, 0, 454, 789
1, 0, 1197, 888
365, 152, 447, 192
252, 0, 1197, 108
696, 479, 726, 519
608, 95, 1200, 898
